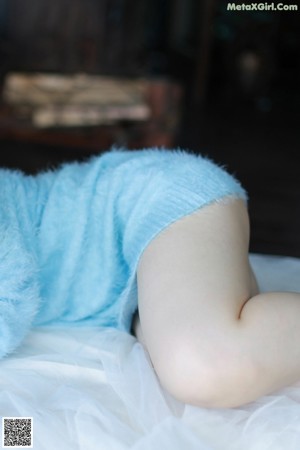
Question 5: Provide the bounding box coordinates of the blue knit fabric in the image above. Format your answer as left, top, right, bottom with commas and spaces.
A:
0, 148, 247, 358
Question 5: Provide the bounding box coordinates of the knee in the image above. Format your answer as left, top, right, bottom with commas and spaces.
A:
152, 336, 258, 409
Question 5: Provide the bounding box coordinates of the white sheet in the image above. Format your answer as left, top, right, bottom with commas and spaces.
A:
0, 254, 300, 450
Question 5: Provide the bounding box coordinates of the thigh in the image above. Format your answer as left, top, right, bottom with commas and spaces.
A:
136, 198, 256, 377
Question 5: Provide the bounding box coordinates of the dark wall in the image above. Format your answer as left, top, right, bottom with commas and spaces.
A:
178, 2, 300, 257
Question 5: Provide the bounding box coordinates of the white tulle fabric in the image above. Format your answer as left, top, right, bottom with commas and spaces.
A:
0, 254, 300, 450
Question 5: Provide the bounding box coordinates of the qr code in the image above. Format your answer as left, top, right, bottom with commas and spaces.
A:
2, 417, 33, 448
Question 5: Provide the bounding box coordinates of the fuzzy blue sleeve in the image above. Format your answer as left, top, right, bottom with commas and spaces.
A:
33, 148, 247, 333
0, 148, 248, 358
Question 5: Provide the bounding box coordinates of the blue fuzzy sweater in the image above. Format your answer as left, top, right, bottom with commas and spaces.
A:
0, 148, 247, 358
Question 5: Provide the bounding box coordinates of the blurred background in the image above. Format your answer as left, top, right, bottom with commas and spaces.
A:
0, 0, 299, 256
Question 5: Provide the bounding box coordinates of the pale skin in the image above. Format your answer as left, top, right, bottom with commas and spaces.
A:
133, 198, 300, 409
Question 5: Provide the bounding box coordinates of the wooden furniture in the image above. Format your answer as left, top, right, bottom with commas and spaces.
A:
0, 76, 183, 152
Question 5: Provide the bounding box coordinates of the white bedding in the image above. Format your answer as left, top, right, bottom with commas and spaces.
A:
0, 253, 300, 450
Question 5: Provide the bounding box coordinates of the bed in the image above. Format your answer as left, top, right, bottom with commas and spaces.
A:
0, 253, 300, 449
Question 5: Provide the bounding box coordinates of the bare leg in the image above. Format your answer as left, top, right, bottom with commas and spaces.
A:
135, 198, 300, 408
